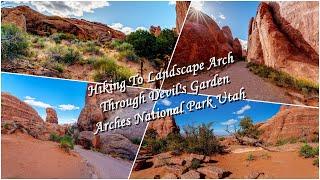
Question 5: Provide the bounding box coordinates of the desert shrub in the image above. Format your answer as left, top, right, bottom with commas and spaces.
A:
246, 153, 255, 161
63, 47, 81, 64
48, 45, 67, 61
130, 137, 141, 145
156, 28, 176, 57
119, 49, 139, 61
59, 135, 74, 152
166, 132, 186, 152
190, 158, 201, 169
247, 62, 318, 95
110, 39, 123, 49
184, 123, 225, 155
115, 42, 134, 51
84, 41, 100, 54
299, 144, 317, 158
237, 117, 261, 139
313, 157, 319, 167
50, 32, 76, 43
49, 133, 61, 142
149, 138, 167, 154
115, 66, 134, 82
1, 23, 29, 60
79, 56, 97, 65
53, 62, 65, 72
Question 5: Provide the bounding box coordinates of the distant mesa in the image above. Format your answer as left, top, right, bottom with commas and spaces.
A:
247, 2, 319, 83
172, 7, 243, 67
1, 5, 126, 42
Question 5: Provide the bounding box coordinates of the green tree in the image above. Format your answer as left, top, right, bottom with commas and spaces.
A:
238, 117, 261, 139
126, 30, 157, 58
156, 29, 177, 57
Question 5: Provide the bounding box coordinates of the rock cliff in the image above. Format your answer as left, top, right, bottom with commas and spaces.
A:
46, 107, 58, 124
148, 116, 180, 138
175, 1, 190, 34
1, 5, 125, 42
171, 7, 242, 67
247, 2, 319, 83
1, 93, 66, 140
258, 106, 319, 144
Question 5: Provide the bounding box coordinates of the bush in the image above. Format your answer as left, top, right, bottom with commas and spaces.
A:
53, 63, 65, 73
237, 117, 261, 139
299, 144, 317, 158
63, 47, 81, 64
1, 23, 29, 60
79, 56, 97, 65
110, 39, 124, 49
119, 49, 139, 61
190, 158, 201, 169
49, 45, 81, 64
149, 139, 167, 154
115, 42, 134, 51
59, 135, 74, 152
247, 153, 255, 161
313, 157, 319, 167
83, 41, 100, 54
126, 30, 157, 58
50, 32, 76, 43
130, 138, 141, 145
49, 133, 61, 142
156, 29, 177, 57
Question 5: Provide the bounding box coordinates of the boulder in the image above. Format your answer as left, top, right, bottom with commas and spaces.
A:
247, 2, 318, 83
99, 133, 139, 161
181, 170, 201, 179
78, 131, 94, 149
1, 6, 125, 42
196, 165, 227, 179
45, 107, 58, 124
258, 106, 319, 144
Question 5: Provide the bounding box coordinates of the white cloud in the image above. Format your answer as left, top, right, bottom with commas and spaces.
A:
221, 119, 237, 126
239, 39, 248, 50
238, 115, 245, 119
219, 13, 226, 20
16, 1, 109, 17
234, 105, 251, 115
160, 99, 172, 106
110, 23, 146, 35
58, 104, 80, 111
24, 96, 53, 109
168, 0, 176, 5
191, 1, 204, 11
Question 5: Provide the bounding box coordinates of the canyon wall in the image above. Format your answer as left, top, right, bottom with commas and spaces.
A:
247, 2, 319, 83
148, 116, 180, 138
1, 6, 125, 42
175, 1, 190, 34
258, 106, 319, 144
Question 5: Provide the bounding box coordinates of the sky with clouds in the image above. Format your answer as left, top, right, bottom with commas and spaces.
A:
155, 93, 280, 136
5, 1, 176, 35
190, 1, 259, 48
1, 73, 87, 124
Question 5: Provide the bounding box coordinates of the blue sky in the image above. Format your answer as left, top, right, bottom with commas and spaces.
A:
191, 1, 259, 44
1, 73, 87, 124
6, 1, 176, 35
156, 93, 280, 136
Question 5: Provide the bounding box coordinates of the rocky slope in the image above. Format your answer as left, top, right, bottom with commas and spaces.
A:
148, 116, 180, 138
175, 1, 190, 34
247, 2, 319, 83
1, 92, 66, 140
258, 106, 319, 144
171, 7, 242, 67
1, 5, 125, 42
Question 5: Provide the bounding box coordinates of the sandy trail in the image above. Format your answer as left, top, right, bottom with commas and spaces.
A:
74, 145, 132, 179
166, 61, 293, 104
1, 133, 92, 179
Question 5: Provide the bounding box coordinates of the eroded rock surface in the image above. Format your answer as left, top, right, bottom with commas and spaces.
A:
46, 107, 58, 124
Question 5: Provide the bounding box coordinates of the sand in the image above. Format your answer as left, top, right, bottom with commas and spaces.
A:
1, 133, 92, 179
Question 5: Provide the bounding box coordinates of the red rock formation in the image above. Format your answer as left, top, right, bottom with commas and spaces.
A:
1, 92, 66, 140
150, 25, 161, 37
175, 1, 190, 34
1, 6, 125, 42
258, 106, 319, 144
45, 107, 58, 124
247, 2, 319, 83
171, 7, 242, 67
148, 116, 180, 138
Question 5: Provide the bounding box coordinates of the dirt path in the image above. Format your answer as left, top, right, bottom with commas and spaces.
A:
74, 145, 132, 179
1, 133, 92, 179
167, 61, 293, 104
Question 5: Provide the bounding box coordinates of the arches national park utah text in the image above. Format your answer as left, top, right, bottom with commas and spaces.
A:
90, 52, 247, 134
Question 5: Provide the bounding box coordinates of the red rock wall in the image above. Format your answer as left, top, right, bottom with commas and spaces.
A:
176, 1, 190, 34
258, 106, 319, 144
247, 2, 318, 83
148, 116, 180, 138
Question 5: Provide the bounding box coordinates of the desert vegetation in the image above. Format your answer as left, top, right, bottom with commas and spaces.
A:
49, 133, 75, 153
1, 23, 177, 84
247, 62, 319, 96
